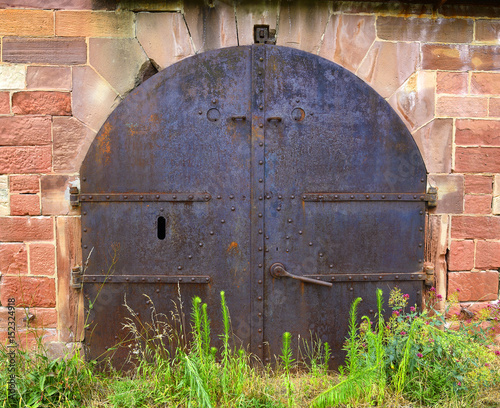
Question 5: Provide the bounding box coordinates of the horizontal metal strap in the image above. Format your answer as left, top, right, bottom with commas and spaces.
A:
78, 193, 211, 203
304, 272, 426, 283
302, 193, 426, 202
83, 275, 211, 284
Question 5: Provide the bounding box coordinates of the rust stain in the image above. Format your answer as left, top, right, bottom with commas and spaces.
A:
96, 122, 112, 165
227, 241, 239, 254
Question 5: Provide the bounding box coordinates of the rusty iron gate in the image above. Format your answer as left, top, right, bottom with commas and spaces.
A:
77, 42, 429, 367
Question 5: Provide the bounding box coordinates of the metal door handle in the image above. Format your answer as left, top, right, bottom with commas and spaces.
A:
269, 262, 333, 287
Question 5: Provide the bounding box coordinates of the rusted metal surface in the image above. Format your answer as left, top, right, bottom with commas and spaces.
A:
80, 44, 426, 368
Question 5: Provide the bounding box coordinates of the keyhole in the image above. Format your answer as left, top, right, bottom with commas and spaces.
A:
157, 216, 166, 240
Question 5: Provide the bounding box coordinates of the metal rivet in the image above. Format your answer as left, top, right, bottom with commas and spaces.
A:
188, 195, 194, 200
105, 346, 108, 350
205, 195, 210, 200
83, 177, 86, 181
419, 227, 423, 231
258, 229, 262, 234
221, 219, 225, 223
421, 178, 425, 182
286, 235, 290, 239
420, 196, 425, 200
84, 245, 88, 249
210, 231, 214, 235
258, 328, 262, 333
124, 195, 128, 199
398, 195, 402, 199
199, 242, 203, 247
419, 259, 423, 263
258, 71, 262, 76
364, 275, 368, 280
229, 195, 234, 199
369, 309, 374, 314
382, 195, 386, 199
350, 195, 354, 199
188, 255, 192, 259
277, 207, 281, 211
259, 160, 263, 165
259, 196, 263, 200
258, 296, 262, 300
395, 275, 399, 279
419, 243, 423, 247
259, 57, 263, 62
157, 277, 161, 282
258, 263, 262, 268
299, 230, 303, 234
83, 228, 87, 232
329, 264, 333, 268
106, 195, 110, 199
379, 276, 382, 280
414, 195, 417, 199
83, 211, 87, 215
366, 194, 370, 199
172, 195, 177, 199
198, 110, 202, 115
258, 247, 262, 251
331, 277, 335, 281
156, 195, 160, 199
349, 276, 352, 280
178, 266, 182, 270
191, 277, 195, 281
258, 312, 262, 317
92, 277, 96, 281
142, 277, 145, 281
319, 253, 323, 257
349, 287, 353, 291
258, 213, 263, 217
309, 242, 313, 246
156, 289, 160, 293
259, 88, 263, 93
217, 195, 221, 199
258, 344, 262, 349
89, 195, 93, 199
231, 206, 235, 211
288, 219, 292, 223
291, 195, 295, 199
259, 178, 263, 182
258, 280, 262, 284
334, 195, 339, 199
303, 195, 306, 199
420, 210, 423, 215
259, 105, 264, 110
265, 248, 269, 252
259, 123, 263, 128
319, 195, 323, 199
296, 98, 300, 103
212, 98, 217, 104
179, 277, 183, 281
126, 277, 129, 281
140, 195, 144, 199
265, 235, 269, 239
206, 277, 210, 282
266, 195, 271, 199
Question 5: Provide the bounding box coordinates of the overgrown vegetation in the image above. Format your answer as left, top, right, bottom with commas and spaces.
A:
2, 287, 500, 407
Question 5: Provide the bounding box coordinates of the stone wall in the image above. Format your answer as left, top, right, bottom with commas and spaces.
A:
0, 0, 499, 350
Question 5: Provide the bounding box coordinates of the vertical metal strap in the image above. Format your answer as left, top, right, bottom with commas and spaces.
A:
250, 44, 266, 359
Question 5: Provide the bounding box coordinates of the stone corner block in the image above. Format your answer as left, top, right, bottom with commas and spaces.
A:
428, 174, 464, 214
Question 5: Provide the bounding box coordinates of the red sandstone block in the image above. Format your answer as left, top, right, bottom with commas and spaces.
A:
476, 241, 500, 269
0, 92, 9, 114
3, 37, 87, 65
29, 243, 55, 276
0, 116, 52, 146
0, 307, 57, 329
456, 119, 500, 146
448, 240, 475, 271
490, 98, 500, 117
422, 44, 500, 71
464, 195, 492, 214
446, 301, 493, 320
0, 146, 51, 173
9, 175, 39, 193
436, 71, 468, 94
464, 175, 493, 194
471, 72, 500, 94
12, 92, 71, 116
455, 147, 500, 173
27, 66, 72, 90
451, 216, 500, 240
436, 96, 488, 118
7, 328, 58, 349
0, 217, 53, 241
448, 271, 499, 301
0, 9, 53, 36
10, 194, 40, 216
0, 243, 27, 274
0, 276, 56, 307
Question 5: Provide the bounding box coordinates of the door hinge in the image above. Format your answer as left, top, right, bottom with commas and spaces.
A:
71, 266, 83, 289
254, 25, 276, 44
70, 186, 80, 207
423, 262, 434, 287
424, 186, 437, 207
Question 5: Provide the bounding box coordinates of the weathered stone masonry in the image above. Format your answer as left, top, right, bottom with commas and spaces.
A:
0, 0, 499, 351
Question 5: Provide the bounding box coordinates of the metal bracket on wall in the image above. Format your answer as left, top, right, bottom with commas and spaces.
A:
425, 186, 438, 207
71, 266, 83, 289
254, 25, 276, 44
70, 186, 80, 207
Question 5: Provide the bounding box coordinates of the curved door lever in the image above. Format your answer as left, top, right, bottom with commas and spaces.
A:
269, 262, 333, 287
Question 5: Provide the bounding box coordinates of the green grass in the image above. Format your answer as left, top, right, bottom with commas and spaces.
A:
1, 288, 500, 408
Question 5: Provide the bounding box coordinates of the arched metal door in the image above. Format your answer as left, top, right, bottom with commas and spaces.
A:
78, 44, 427, 366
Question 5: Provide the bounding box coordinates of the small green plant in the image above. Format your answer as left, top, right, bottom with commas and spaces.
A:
280, 332, 295, 407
